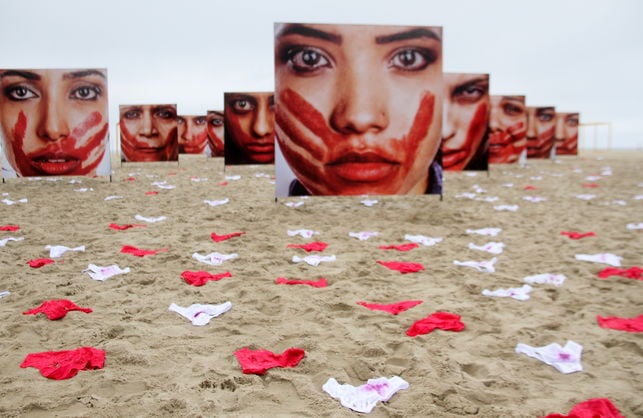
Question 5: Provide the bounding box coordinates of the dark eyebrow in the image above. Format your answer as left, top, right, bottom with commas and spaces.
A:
276, 24, 342, 44
0, 70, 41, 80
503, 96, 525, 103
63, 69, 106, 80
226, 93, 258, 103
208, 111, 224, 117
375, 28, 441, 44
153, 105, 176, 111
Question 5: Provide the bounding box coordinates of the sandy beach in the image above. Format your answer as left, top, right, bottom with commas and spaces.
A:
0, 150, 641, 417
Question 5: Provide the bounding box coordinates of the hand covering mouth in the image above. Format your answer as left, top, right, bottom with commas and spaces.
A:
488, 131, 513, 146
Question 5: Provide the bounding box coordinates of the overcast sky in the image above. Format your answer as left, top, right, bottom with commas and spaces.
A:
2, 0, 642, 149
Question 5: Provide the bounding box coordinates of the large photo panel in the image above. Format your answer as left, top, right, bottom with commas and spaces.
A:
224, 92, 275, 165
178, 114, 209, 155
526, 106, 556, 159
555, 112, 580, 156
206, 110, 224, 157
119, 104, 178, 162
488, 95, 527, 164
0, 68, 110, 178
274, 23, 443, 197
442, 72, 490, 171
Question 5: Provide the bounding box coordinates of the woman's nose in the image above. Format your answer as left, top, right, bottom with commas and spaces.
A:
441, 101, 455, 141
36, 98, 69, 141
526, 113, 537, 138
329, 68, 388, 135
140, 111, 154, 136
181, 121, 194, 139
555, 116, 565, 139
252, 100, 275, 138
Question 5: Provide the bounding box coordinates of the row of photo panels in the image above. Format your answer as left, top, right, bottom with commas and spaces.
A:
0, 23, 579, 198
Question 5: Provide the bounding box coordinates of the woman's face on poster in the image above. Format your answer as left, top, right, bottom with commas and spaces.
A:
206, 110, 224, 157
488, 95, 527, 164
225, 92, 275, 163
441, 73, 490, 171
555, 112, 579, 155
274, 23, 443, 195
178, 115, 208, 154
526, 106, 556, 158
0, 68, 108, 176
120, 104, 178, 162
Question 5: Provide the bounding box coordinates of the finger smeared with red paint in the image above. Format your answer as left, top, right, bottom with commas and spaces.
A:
276, 88, 436, 195
442, 101, 489, 171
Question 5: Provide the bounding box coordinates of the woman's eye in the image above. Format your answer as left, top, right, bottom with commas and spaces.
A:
231, 99, 255, 114
567, 117, 579, 127
454, 85, 484, 104
177, 117, 185, 125
4, 86, 39, 101
389, 48, 433, 71
286, 47, 331, 73
538, 113, 554, 122
123, 110, 141, 119
195, 117, 207, 125
155, 110, 176, 119
503, 103, 525, 116
210, 118, 223, 127
70, 86, 101, 100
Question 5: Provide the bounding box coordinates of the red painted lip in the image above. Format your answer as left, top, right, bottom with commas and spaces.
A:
441, 148, 468, 170
247, 144, 274, 154
182, 146, 203, 154
30, 155, 81, 175
328, 152, 399, 182
134, 147, 165, 153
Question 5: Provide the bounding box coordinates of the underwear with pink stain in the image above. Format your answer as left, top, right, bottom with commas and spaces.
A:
292, 255, 336, 266
23, 299, 92, 320
322, 376, 409, 413
404, 234, 443, 246
515, 340, 583, 374
192, 252, 238, 266
84, 264, 131, 281
168, 301, 232, 326
234, 347, 305, 375
407, 312, 465, 336
575, 253, 622, 267
45, 245, 85, 258
453, 257, 497, 273
20, 347, 105, 380
377, 261, 425, 274
467, 242, 505, 254
597, 315, 643, 332
357, 300, 423, 315
275, 277, 328, 287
